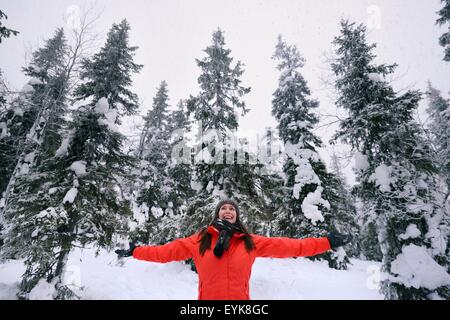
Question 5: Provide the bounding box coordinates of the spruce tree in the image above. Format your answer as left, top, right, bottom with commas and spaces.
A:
331, 20, 450, 299
426, 84, 450, 192
133, 81, 183, 244
436, 0, 450, 61
1, 20, 142, 299
329, 151, 362, 258
137, 81, 171, 160
182, 29, 273, 236
0, 28, 67, 198
141, 99, 197, 244
254, 127, 286, 236
270, 35, 351, 269
22, 28, 70, 166
425, 84, 450, 280
0, 29, 69, 256
1, 26, 69, 280
164, 100, 195, 238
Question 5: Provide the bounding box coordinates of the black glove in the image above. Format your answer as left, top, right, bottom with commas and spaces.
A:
115, 242, 138, 258
327, 232, 353, 249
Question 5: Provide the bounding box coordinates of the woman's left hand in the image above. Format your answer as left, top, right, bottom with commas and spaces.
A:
327, 232, 353, 249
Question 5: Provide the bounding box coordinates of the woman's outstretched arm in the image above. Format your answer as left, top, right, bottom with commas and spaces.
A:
252, 235, 331, 258
132, 234, 198, 263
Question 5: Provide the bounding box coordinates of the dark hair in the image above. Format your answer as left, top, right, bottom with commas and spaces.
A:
198, 200, 255, 255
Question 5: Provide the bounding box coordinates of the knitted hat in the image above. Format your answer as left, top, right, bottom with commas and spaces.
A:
214, 199, 240, 219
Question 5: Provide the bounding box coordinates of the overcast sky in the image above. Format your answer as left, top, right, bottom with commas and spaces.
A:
1, 0, 449, 185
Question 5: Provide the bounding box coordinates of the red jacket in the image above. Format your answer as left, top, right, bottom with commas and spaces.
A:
133, 226, 331, 300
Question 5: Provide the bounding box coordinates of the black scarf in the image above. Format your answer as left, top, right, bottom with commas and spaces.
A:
212, 219, 243, 258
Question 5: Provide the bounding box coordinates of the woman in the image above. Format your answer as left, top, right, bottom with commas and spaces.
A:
115, 199, 352, 300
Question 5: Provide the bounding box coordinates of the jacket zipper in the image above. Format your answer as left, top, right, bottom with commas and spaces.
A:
227, 245, 230, 297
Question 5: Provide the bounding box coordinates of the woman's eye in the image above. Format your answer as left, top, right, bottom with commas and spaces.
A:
221, 206, 234, 211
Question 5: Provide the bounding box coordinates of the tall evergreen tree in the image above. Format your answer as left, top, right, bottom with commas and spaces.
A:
331, 20, 450, 299
271, 35, 351, 269
1, 20, 142, 299
0, 29, 69, 254
258, 127, 281, 174
187, 29, 250, 134
0, 87, 31, 199
137, 81, 171, 160
436, 0, 450, 61
165, 99, 195, 236
359, 218, 383, 261
329, 151, 361, 258
133, 81, 185, 244
425, 84, 450, 278
426, 84, 450, 192
74, 21, 141, 114
254, 127, 286, 236
0, 28, 68, 198
140, 99, 197, 244
22, 28, 70, 166
183, 29, 273, 236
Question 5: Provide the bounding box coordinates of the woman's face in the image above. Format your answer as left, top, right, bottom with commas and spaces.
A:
218, 204, 237, 223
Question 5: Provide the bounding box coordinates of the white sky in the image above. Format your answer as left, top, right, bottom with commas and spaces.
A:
1, 0, 449, 185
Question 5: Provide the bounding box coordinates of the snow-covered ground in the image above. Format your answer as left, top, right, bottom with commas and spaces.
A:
0, 247, 384, 300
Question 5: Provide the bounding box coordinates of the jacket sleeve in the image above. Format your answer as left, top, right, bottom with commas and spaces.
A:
132, 234, 198, 263
252, 235, 331, 258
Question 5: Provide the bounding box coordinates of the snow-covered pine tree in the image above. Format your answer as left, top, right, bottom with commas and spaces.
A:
255, 127, 286, 179
426, 84, 450, 192
135, 99, 197, 244
182, 29, 272, 236
425, 84, 450, 278
254, 127, 285, 235
331, 20, 450, 299
133, 81, 186, 244
358, 210, 383, 261
2, 20, 142, 299
137, 81, 171, 160
164, 99, 195, 239
270, 35, 350, 269
0, 29, 69, 252
0, 87, 36, 201
328, 151, 362, 258
353, 153, 382, 262
21, 30, 71, 167
436, 0, 450, 61
271, 35, 325, 236
0, 28, 67, 197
